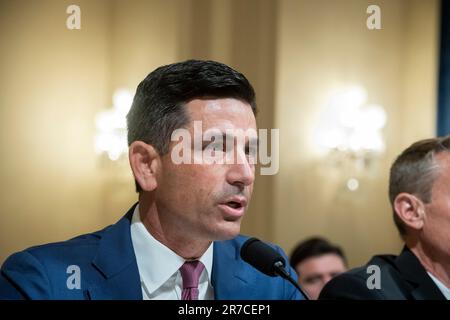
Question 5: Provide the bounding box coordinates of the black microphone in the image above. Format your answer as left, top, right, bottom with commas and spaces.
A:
240, 237, 310, 300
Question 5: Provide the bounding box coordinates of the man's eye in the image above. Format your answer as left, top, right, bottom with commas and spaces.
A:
245, 146, 257, 156
304, 277, 321, 285
204, 142, 225, 151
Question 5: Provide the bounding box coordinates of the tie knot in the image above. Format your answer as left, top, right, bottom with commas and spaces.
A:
180, 260, 205, 289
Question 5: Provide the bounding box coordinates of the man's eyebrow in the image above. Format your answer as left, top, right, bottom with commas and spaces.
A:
303, 274, 323, 281
222, 133, 259, 146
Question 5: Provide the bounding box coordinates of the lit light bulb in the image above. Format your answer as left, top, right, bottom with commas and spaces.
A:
113, 89, 133, 116
347, 178, 359, 191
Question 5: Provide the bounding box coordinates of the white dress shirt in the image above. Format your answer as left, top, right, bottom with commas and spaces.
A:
130, 204, 214, 300
427, 271, 450, 300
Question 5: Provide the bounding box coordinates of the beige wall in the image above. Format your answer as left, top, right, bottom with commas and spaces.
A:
0, 0, 439, 267
274, 0, 439, 267
99, 0, 181, 222
0, 0, 182, 262
400, 0, 439, 147
0, 0, 111, 262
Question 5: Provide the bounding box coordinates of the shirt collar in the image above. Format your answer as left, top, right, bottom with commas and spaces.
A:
427, 271, 450, 300
130, 204, 213, 295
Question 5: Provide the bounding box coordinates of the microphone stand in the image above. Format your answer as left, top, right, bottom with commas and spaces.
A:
274, 261, 310, 300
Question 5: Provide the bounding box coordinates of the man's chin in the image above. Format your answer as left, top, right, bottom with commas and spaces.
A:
213, 223, 241, 241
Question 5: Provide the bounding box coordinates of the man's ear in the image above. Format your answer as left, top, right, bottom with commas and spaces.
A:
393, 193, 425, 232
129, 141, 160, 192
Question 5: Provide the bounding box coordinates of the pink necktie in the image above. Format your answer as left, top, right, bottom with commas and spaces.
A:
179, 260, 205, 300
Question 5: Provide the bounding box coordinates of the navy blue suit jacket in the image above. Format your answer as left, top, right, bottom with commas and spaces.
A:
0, 205, 303, 300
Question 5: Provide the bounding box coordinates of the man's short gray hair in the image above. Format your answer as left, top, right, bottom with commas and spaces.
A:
389, 136, 450, 236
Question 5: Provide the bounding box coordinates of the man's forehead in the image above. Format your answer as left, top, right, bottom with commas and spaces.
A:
185, 98, 256, 128
436, 151, 450, 164
186, 98, 253, 116
434, 152, 450, 182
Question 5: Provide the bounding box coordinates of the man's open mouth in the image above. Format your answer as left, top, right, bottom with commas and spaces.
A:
218, 197, 248, 219
225, 201, 243, 209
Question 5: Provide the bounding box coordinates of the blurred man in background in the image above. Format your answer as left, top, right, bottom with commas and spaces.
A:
290, 237, 347, 299
320, 136, 450, 300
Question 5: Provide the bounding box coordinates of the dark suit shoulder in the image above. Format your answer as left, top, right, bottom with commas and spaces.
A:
319, 266, 385, 300
319, 254, 406, 300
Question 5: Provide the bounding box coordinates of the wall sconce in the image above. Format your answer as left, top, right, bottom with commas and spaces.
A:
314, 86, 387, 191
94, 89, 133, 161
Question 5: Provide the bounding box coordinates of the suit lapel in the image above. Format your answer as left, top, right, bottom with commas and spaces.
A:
396, 247, 446, 300
410, 280, 446, 300
88, 204, 142, 300
212, 240, 251, 300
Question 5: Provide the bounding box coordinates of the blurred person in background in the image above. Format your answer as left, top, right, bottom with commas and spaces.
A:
320, 136, 450, 300
290, 237, 347, 299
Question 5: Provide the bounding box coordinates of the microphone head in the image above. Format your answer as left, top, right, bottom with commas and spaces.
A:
240, 237, 286, 277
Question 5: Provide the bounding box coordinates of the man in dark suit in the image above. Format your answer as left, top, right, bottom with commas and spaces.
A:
320, 136, 450, 300
0, 60, 303, 300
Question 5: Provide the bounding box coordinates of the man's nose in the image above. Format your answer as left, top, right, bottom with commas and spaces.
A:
226, 153, 255, 188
